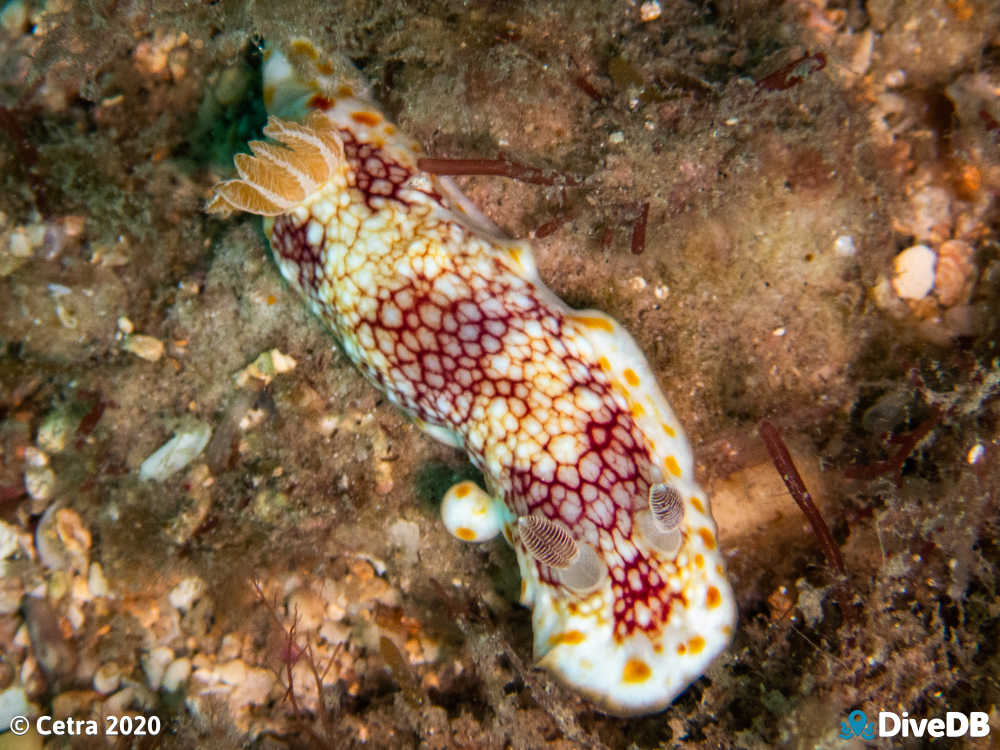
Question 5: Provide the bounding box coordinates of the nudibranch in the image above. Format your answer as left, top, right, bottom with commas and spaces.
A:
208, 39, 736, 716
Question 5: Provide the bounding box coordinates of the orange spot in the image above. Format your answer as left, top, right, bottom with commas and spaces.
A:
676, 643, 687, 655
598, 357, 611, 372
690, 496, 704, 514
336, 85, 356, 97
290, 40, 318, 59
622, 659, 651, 683
664, 456, 682, 477
624, 368, 640, 387
948, 0, 973, 21
706, 586, 721, 609
575, 315, 614, 333
695, 554, 705, 568
455, 527, 476, 541
630, 402, 645, 418
958, 163, 980, 197
660, 421, 676, 438
455, 483, 471, 498
716, 564, 725, 576
266, 294, 276, 306
520, 579, 526, 598
688, 635, 706, 654
384, 124, 396, 135
722, 625, 733, 636
698, 528, 716, 550
549, 630, 586, 647
317, 61, 334, 75
653, 642, 663, 653
351, 110, 382, 127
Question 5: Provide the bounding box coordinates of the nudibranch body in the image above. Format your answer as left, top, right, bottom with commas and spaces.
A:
209, 39, 736, 716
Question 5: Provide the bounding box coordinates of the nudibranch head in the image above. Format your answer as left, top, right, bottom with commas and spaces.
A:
208, 36, 736, 717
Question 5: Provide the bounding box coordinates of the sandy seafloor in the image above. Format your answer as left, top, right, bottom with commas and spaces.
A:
0, 0, 999, 748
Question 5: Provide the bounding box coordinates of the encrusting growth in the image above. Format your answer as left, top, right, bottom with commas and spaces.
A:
209, 37, 736, 716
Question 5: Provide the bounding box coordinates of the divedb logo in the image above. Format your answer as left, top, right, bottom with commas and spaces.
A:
840, 709, 991, 740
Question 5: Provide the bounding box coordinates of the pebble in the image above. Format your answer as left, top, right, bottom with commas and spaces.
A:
0, 686, 34, 733
139, 422, 212, 481
319, 619, 350, 646
1, 223, 42, 278
23, 447, 55, 503
94, 662, 121, 694
55, 509, 91, 569
103, 685, 135, 715
213, 659, 245, 685
168, 576, 206, 612
13, 624, 30, 648
65, 600, 85, 631
0, 0, 27, 33
51, 689, 98, 719
318, 579, 347, 621
0, 572, 24, 614
286, 588, 326, 631
7, 228, 31, 257
639, 1, 661, 22
142, 646, 174, 690
907, 186, 952, 243
162, 657, 191, 692
36, 409, 73, 454
934, 239, 976, 306
217, 633, 242, 661
833, 234, 857, 257
235, 348, 297, 387
892, 244, 936, 300
123, 333, 165, 362
88, 562, 110, 598
35, 506, 90, 573
967, 444, 985, 465
0, 521, 26, 560
220, 661, 275, 708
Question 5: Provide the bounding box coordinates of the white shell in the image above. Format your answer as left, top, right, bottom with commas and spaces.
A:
892, 244, 937, 300
139, 422, 212, 481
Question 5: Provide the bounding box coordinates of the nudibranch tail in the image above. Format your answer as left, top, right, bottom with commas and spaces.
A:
209, 37, 736, 717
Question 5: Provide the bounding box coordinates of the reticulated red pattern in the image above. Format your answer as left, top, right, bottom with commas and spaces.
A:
271, 219, 324, 291
269, 134, 678, 638
337, 130, 442, 209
